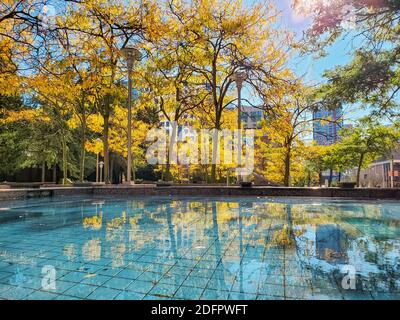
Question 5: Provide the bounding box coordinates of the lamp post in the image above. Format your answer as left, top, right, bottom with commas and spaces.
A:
95, 138, 101, 183
99, 161, 104, 183
96, 153, 99, 183
231, 71, 247, 182
121, 46, 141, 185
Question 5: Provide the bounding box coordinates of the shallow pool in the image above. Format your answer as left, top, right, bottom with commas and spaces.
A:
0, 196, 399, 300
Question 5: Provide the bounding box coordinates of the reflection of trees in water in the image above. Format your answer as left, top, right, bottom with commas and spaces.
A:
166, 205, 178, 260
74, 198, 399, 294
347, 237, 400, 292
105, 212, 127, 268
217, 200, 400, 294
282, 203, 400, 294
211, 202, 228, 288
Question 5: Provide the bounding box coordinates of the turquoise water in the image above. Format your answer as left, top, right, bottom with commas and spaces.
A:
0, 196, 399, 300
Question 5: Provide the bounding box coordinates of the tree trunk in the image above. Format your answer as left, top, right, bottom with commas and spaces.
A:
356, 153, 365, 187
41, 162, 46, 183
103, 114, 110, 184
110, 156, 114, 184
61, 134, 68, 185
165, 121, 178, 181
165, 157, 171, 181
164, 162, 170, 181
79, 121, 86, 182
328, 168, 333, 187
53, 165, 57, 183
211, 129, 219, 183
132, 158, 136, 181
96, 153, 99, 182
211, 164, 217, 183
283, 146, 291, 187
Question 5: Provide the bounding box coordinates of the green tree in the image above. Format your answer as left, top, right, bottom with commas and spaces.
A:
295, 0, 400, 116
0, 95, 26, 179
332, 118, 400, 186
19, 120, 60, 182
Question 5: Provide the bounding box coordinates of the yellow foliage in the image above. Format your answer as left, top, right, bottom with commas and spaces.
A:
0, 109, 50, 124
106, 211, 127, 230
83, 214, 103, 230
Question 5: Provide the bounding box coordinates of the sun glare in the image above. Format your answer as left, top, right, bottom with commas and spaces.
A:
292, 0, 330, 20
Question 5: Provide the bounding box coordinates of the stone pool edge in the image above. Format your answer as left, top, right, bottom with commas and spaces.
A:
2, 185, 400, 201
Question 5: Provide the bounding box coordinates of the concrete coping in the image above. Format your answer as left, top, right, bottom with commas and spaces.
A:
1, 185, 400, 201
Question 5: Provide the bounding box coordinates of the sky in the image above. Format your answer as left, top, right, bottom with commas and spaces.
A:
273, 0, 352, 84
268, 0, 367, 122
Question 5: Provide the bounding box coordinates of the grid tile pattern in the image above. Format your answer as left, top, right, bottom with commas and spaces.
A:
0, 196, 399, 300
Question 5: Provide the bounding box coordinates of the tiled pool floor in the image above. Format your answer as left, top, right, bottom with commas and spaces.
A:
0, 196, 399, 300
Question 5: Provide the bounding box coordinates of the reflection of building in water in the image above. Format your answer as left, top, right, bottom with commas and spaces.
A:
292, 214, 400, 293
82, 239, 101, 262
105, 212, 128, 267
160, 233, 171, 257
176, 223, 193, 249
73, 199, 400, 294
316, 225, 348, 264
110, 243, 126, 268
128, 217, 147, 251
63, 244, 76, 261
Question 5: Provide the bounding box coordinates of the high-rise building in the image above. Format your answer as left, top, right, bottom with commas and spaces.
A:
313, 108, 343, 146
240, 106, 264, 129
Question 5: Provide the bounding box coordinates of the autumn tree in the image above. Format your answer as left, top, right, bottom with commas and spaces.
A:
167, 0, 292, 182
301, 144, 331, 187
256, 84, 338, 186
139, 24, 209, 180
58, 0, 167, 183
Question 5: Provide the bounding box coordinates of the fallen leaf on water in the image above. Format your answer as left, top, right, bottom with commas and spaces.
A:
84, 273, 97, 278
